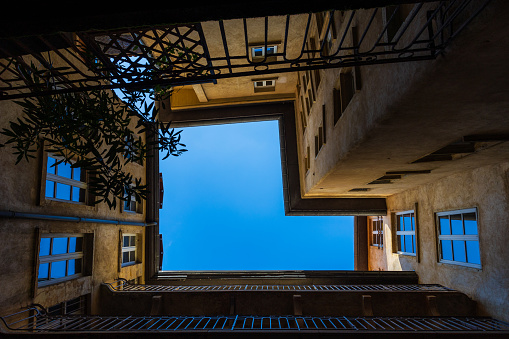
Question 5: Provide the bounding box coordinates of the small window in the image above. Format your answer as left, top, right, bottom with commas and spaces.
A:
370, 217, 384, 248
45, 155, 87, 204
47, 295, 88, 316
396, 210, 416, 256
123, 188, 142, 214
38, 234, 84, 287
124, 136, 143, 165
436, 208, 481, 268
122, 234, 137, 266
251, 45, 278, 59
253, 79, 276, 93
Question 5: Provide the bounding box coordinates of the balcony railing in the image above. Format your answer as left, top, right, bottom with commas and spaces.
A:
104, 279, 454, 292
2, 306, 508, 334
0, 0, 491, 100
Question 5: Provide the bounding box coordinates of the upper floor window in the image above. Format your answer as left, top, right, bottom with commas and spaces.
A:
121, 234, 137, 266
370, 217, 384, 248
436, 208, 481, 268
253, 79, 276, 93
123, 187, 142, 214
38, 234, 84, 287
396, 210, 416, 256
45, 155, 86, 203
251, 45, 277, 59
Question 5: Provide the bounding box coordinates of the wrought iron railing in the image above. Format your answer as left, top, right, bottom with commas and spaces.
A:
0, 0, 491, 100
104, 279, 454, 292
1, 306, 508, 333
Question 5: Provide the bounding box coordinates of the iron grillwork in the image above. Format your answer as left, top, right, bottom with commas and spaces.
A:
0, 0, 491, 100
1, 306, 509, 333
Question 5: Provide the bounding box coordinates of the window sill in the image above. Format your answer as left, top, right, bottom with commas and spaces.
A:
41, 198, 96, 211
121, 261, 142, 268
38, 273, 83, 288
397, 251, 417, 257
438, 260, 482, 270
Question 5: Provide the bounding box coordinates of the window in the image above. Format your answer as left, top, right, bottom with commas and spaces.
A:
251, 45, 277, 59
47, 295, 88, 316
253, 79, 276, 93
333, 71, 355, 125
396, 210, 416, 256
124, 135, 143, 165
45, 155, 87, 203
38, 234, 84, 287
123, 188, 142, 213
122, 234, 137, 266
436, 208, 481, 268
370, 217, 384, 248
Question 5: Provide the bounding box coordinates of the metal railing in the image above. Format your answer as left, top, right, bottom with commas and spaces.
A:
0, 0, 492, 100
2, 306, 508, 333
104, 279, 454, 292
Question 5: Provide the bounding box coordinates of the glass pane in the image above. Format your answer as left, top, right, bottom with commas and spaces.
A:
129, 250, 136, 262
464, 212, 478, 235
412, 235, 416, 253
45, 180, 55, 198
441, 240, 453, 261
451, 214, 463, 235
74, 259, 82, 274
68, 237, 83, 253
56, 183, 71, 200
38, 263, 49, 281
124, 200, 130, 211
405, 235, 413, 253
123, 236, 130, 247
73, 167, 81, 181
52, 237, 68, 255
122, 252, 130, 263
58, 162, 72, 179
68, 259, 75, 275
466, 241, 481, 265
439, 216, 450, 235
255, 81, 264, 87
253, 48, 263, 56
71, 186, 83, 202
50, 261, 67, 279
410, 214, 415, 231
39, 238, 51, 256
266, 46, 276, 55
130, 236, 136, 247
398, 235, 404, 252
404, 215, 412, 231
47, 157, 56, 174
453, 240, 466, 262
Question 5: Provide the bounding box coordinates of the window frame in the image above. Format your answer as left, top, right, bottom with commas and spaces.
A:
45, 154, 87, 204
123, 186, 143, 214
395, 210, 416, 256
253, 78, 277, 93
250, 45, 278, 59
37, 233, 85, 287
370, 216, 384, 249
121, 234, 138, 267
435, 208, 481, 269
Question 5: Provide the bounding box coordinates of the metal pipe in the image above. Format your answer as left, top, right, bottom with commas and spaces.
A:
0, 210, 157, 227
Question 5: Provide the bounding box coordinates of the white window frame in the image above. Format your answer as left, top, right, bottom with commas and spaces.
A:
38, 234, 84, 287
436, 208, 481, 269
45, 154, 87, 204
251, 45, 278, 59
123, 185, 142, 214
121, 234, 137, 267
396, 210, 416, 256
253, 79, 276, 89
370, 216, 384, 248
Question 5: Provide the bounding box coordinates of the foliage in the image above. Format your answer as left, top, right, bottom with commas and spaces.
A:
0, 62, 187, 210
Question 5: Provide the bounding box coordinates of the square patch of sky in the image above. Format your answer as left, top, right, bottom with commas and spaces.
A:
158, 120, 354, 271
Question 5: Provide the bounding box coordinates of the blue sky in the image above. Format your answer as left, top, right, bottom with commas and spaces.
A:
159, 120, 353, 271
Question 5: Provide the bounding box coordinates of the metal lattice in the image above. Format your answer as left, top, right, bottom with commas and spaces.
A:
0, 0, 491, 100
2, 306, 509, 333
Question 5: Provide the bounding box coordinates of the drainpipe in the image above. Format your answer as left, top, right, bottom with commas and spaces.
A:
0, 210, 157, 227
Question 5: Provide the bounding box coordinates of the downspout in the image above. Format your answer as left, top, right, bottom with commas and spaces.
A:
0, 210, 157, 227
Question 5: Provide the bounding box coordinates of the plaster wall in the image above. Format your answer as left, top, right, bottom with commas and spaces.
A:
383, 162, 509, 322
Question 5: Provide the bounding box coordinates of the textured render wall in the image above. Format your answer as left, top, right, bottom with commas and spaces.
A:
385, 162, 509, 322
0, 93, 147, 316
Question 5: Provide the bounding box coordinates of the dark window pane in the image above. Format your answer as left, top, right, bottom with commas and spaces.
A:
452, 240, 466, 262
74, 259, 82, 274
66, 297, 82, 314
255, 81, 264, 87
441, 240, 453, 260
48, 304, 62, 316
451, 214, 463, 235
464, 213, 478, 235
58, 162, 72, 179
38, 263, 49, 281
50, 261, 67, 279
39, 238, 51, 256
47, 157, 56, 174
45, 181, 55, 198
466, 241, 481, 265
253, 48, 263, 56
52, 237, 68, 255
412, 235, 416, 253
122, 252, 129, 263
398, 216, 404, 231
439, 216, 450, 235
129, 251, 136, 262
123, 236, 130, 247
397, 235, 403, 251
56, 183, 71, 200
130, 236, 136, 247
266, 46, 276, 55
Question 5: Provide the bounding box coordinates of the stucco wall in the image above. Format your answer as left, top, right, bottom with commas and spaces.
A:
384, 162, 509, 322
